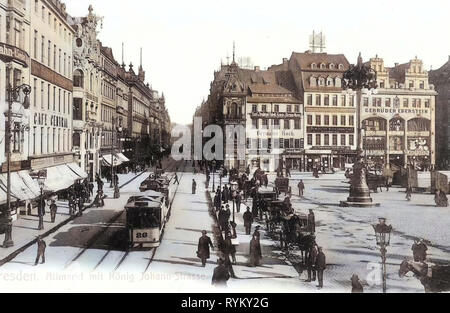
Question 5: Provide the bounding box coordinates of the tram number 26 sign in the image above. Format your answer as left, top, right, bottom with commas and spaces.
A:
133, 230, 151, 242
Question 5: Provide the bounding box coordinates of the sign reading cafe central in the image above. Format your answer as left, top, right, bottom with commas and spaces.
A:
34, 112, 69, 128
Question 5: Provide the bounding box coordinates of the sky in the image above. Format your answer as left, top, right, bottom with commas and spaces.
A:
65, 0, 450, 125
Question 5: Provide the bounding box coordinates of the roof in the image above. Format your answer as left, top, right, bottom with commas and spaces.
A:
290, 52, 350, 71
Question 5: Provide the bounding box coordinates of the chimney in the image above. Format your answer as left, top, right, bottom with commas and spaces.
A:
394, 62, 399, 67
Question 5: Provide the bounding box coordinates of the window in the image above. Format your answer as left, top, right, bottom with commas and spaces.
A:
315, 94, 321, 106
349, 116, 354, 126
262, 105, 267, 112
262, 119, 268, 128
73, 98, 83, 120
315, 115, 321, 126
341, 116, 346, 126
33, 30, 37, 58
53, 87, 56, 110
35, 0, 38, 13
48, 40, 51, 66
58, 49, 61, 72
307, 94, 312, 105
403, 99, 409, 107
294, 119, 300, 129
63, 52, 66, 76
324, 115, 330, 125
53, 45, 56, 69
307, 134, 313, 145
332, 115, 338, 126
419, 81, 425, 89
274, 104, 279, 113
425, 99, 430, 108
12, 123, 21, 153
350, 96, 355, 106
294, 105, 300, 113
409, 81, 414, 88
273, 119, 280, 128
349, 135, 354, 146
332, 134, 338, 145
41, 36, 45, 63
284, 119, 290, 129
33, 79, 37, 107
315, 134, 321, 145
385, 98, 391, 107
341, 134, 346, 146
40, 81, 44, 109
47, 84, 50, 109
333, 95, 338, 106
341, 95, 346, 106
286, 105, 292, 113
324, 134, 329, 145
324, 95, 329, 106
42, 6, 45, 20
307, 115, 312, 125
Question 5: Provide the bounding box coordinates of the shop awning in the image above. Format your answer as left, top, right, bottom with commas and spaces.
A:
116, 153, 129, 163
0, 171, 41, 204
66, 163, 88, 179
44, 164, 82, 192
102, 154, 123, 167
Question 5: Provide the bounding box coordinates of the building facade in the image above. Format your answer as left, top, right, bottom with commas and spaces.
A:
429, 56, 450, 169
363, 56, 437, 169
69, 5, 102, 181
28, 0, 75, 172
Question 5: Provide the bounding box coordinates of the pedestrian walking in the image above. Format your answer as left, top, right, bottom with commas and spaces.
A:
77, 198, 83, 217
308, 209, 316, 233
249, 235, 262, 267
235, 191, 241, 213
211, 259, 230, 287
34, 236, 46, 265
243, 207, 253, 235
223, 233, 236, 264
197, 230, 214, 267
406, 187, 412, 201
315, 247, 326, 288
192, 179, 197, 194
298, 180, 305, 197
412, 239, 428, 262
218, 207, 229, 232
49, 200, 57, 223
173, 173, 179, 185
214, 193, 221, 211
351, 274, 364, 293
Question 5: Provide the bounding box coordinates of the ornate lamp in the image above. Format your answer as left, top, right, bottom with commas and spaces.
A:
372, 217, 392, 293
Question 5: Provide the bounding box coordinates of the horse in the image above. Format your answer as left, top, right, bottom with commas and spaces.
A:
399, 259, 450, 293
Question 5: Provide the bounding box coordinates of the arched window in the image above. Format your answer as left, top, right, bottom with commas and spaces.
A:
310, 76, 317, 87
338, 64, 344, 70
320, 63, 326, 69
73, 132, 81, 148
73, 69, 84, 88
311, 63, 317, 69
329, 63, 335, 69
407, 118, 430, 132
326, 77, 333, 86
318, 77, 325, 86
231, 102, 238, 119
335, 77, 341, 87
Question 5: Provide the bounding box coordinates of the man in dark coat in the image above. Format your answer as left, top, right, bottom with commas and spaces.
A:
412, 239, 428, 262
49, 200, 57, 223
235, 191, 242, 213
192, 179, 197, 194
223, 233, 236, 264
306, 245, 318, 282
315, 247, 326, 288
197, 230, 214, 267
243, 207, 253, 235
34, 236, 46, 265
308, 209, 316, 233
212, 259, 230, 287
218, 207, 229, 232
214, 193, 221, 211
298, 180, 305, 197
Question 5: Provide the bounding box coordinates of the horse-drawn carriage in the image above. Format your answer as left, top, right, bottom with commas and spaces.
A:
275, 177, 291, 195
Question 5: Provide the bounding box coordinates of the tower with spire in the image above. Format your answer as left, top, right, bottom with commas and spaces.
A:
138, 47, 146, 82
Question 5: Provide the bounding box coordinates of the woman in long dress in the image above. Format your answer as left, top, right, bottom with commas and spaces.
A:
249, 235, 262, 267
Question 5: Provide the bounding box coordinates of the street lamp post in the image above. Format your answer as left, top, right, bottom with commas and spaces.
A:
2, 80, 31, 248
212, 160, 216, 191
341, 53, 379, 207
372, 217, 392, 293
230, 182, 238, 223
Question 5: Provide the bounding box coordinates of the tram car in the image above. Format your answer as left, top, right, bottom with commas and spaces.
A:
125, 192, 169, 248
139, 178, 169, 197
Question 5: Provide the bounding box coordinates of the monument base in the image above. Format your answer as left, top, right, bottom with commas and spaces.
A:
340, 200, 380, 208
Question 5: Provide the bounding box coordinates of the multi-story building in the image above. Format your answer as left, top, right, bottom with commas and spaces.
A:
0, 0, 31, 172
28, 0, 81, 185
202, 57, 303, 172
69, 5, 102, 181
363, 56, 437, 169
270, 51, 355, 171
429, 56, 450, 169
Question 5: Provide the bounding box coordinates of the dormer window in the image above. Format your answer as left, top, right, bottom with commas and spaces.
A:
311, 63, 317, 69
329, 63, 335, 70
310, 76, 317, 87
338, 64, 344, 70
326, 77, 333, 86
320, 63, 326, 69
335, 77, 341, 87
318, 77, 325, 86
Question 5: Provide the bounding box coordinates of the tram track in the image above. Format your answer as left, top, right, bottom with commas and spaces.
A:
64, 159, 182, 272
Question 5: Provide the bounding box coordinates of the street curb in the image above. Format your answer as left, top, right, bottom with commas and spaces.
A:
0, 171, 147, 267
